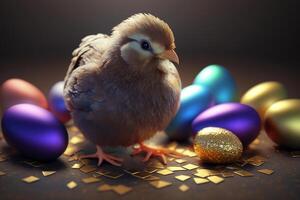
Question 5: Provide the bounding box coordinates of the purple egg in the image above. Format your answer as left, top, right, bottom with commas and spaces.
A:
1, 104, 68, 161
48, 81, 71, 123
192, 103, 261, 146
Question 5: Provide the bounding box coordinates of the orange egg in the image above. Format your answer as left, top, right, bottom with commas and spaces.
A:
1, 79, 48, 110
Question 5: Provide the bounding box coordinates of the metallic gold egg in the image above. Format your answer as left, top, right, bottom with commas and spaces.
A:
241, 81, 287, 119
193, 127, 243, 164
264, 99, 300, 149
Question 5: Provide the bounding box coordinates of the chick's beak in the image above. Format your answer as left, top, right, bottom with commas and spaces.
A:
159, 49, 179, 65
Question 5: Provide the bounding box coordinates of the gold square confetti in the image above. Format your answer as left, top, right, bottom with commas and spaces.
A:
149, 180, 172, 189
157, 169, 174, 175
68, 156, 78, 162
221, 172, 235, 178
182, 150, 197, 157
167, 142, 178, 150
80, 165, 97, 173
175, 175, 191, 181
144, 167, 158, 174
22, 176, 39, 183
96, 168, 111, 175
194, 169, 213, 178
103, 171, 124, 179
182, 164, 198, 170
64, 145, 80, 156
234, 170, 254, 177
168, 166, 186, 171
208, 176, 224, 184
258, 169, 274, 175
42, 171, 56, 177
0, 171, 6, 176
248, 160, 265, 167
71, 163, 83, 169
148, 161, 165, 169
193, 177, 209, 184
112, 185, 132, 195
70, 136, 84, 145
247, 155, 266, 162
132, 171, 152, 179
67, 181, 77, 189
291, 151, 300, 158
145, 175, 160, 181
175, 159, 187, 164
98, 184, 113, 192
82, 176, 101, 184
178, 184, 189, 192
175, 148, 185, 153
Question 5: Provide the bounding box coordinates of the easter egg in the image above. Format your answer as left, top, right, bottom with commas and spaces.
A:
194, 127, 243, 164
1, 79, 48, 110
48, 81, 70, 123
241, 81, 287, 119
264, 99, 300, 149
166, 85, 214, 141
192, 103, 261, 146
1, 104, 68, 161
193, 64, 237, 104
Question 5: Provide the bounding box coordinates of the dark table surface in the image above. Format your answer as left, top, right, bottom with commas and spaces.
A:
0, 58, 299, 200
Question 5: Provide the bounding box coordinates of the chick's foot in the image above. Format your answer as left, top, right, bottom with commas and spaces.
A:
132, 142, 182, 164
79, 145, 123, 166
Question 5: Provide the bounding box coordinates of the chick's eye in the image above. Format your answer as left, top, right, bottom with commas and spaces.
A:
141, 40, 151, 51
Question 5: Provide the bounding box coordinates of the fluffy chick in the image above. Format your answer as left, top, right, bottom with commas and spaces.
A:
64, 13, 181, 166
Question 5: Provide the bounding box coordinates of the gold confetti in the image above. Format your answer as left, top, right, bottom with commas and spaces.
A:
193, 177, 209, 184
42, 171, 56, 177
67, 181, 77, 189
22, 176, 39, 183
221, 172, 235, 178
258, 169, 274, 175
132, 171, 152, 179
70, 136, 84, 145
149, 180, 172, 189
182, 150, 197, 157
167, 142, 178, 150
207, 176, 224, 184
113, 185, 132, 195
80, 165, 97, 173
64, 145, 80, 156
0, 171, 6, 176
156, 169, 174, 175
175, 148, 185, 153
182, 164, 198, 170
247, 155, 266, 162
98, 184, 113, 192
168, 166, 186, 171
234, 170, 254, 177
144, 167, 158, 174
291, 151, 300, 158
71, 163, 83, 169
82, 177, 101, 183
248, 160, 265, 167
68, 156, 78, 162
145, 175, 160, 181
194, 169, 215, 178
148, 161, 165, 169
175, 159, 187, 164
103, 171, 124, 179
175, 175, 191, 181
96, 168, 111, 175
178, 184, 189, 192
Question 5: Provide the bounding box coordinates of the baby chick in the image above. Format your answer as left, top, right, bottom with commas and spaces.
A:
64, 13, 181, 166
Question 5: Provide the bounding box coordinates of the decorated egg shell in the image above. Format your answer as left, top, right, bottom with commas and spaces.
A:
193, 64, 237, 104
1, 78, 48, 110
48, 81, 71, 123
166, 85, 214, 141
264, 99, 300, 149
194, 127, 243, 164
241, 81, 287, 119
1, 104, 68, 161
192, 103, 261, 146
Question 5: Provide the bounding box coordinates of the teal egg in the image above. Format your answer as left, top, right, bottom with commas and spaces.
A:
193, 64, 237, 104
166, 85, 214, 141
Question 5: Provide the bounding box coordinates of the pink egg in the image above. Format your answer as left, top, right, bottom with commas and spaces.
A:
1, 79, 48, 110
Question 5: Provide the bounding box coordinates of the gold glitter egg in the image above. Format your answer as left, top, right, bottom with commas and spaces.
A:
193, 127, 243, 164
264, 99, 300, 149
241, 81, 287, 119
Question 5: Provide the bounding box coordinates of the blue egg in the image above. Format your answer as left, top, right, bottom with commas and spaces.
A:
48, 81, 70, 123
1, 104, 68, 161
193, 64, 237, 104
165, 85, 214, 141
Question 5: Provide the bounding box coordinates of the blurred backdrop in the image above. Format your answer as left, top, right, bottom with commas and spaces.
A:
0, 0, 299, 97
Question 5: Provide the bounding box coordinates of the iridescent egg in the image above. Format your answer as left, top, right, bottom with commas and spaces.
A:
1, 78, 48, 110
241, 81, 287, 119
194, 127, 243, 164
192, 103, 261, 146
1, 104, 68, 161
264, 99, 300, 149
48, 81, 70, 123
166, 85, 214, 141
193, 64, 237, 104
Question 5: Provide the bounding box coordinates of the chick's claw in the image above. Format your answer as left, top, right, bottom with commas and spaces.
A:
132, 143, 182, 164
79, 145, 123, 166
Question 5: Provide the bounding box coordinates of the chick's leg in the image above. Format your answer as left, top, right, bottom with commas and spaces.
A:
132, 142, 182, 164
79, 145, 123, 166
